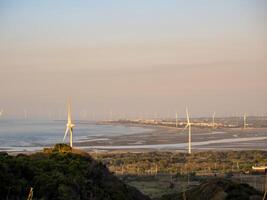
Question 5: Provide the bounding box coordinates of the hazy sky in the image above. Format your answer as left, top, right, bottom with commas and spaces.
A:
0, 0, 266, 119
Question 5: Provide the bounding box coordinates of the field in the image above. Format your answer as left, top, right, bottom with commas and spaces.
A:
91, 150, 267, 198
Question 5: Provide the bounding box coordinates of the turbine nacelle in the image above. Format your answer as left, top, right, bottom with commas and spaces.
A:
67, 123, 75, 128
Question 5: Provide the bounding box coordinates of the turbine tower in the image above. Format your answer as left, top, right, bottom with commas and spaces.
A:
184, 107, 192, 154
243, 113, 248, 129
23, 109, 28, 120
212, 112, 216, 129
175, 112, 178, 127
109, 109, 113, 121
63, 101, 75, 147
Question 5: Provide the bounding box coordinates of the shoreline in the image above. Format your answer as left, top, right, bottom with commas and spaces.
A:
78, 122, 267, 151
2, 122, 267, 154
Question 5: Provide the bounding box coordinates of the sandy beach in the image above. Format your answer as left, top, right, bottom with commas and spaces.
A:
2, 122, 266, 154
76, 123, 267, 152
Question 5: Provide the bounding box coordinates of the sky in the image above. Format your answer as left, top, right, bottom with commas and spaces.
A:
0, 0, 266, 120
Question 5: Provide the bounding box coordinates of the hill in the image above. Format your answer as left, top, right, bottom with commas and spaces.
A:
0, 144, 151, 200
159, 178, 262, 200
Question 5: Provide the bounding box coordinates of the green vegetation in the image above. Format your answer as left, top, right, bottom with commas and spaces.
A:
0, 144, 150, 200
159, 178, 262, 200
121, 174, 186, 199
1, 147, 266, 200
94, 150, 267, 175
91, 151, 267, 199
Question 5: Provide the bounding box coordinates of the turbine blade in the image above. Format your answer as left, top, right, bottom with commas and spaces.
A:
63, 128, 69, 141
68, 101, 72, 124
186, 106, 190, 123
180, 124, 189, 133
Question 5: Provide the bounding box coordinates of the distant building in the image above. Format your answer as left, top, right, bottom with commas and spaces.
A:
251, 166, 267, 174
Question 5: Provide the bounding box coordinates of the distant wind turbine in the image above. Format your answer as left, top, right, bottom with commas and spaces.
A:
109, 109, 113, 121
184, 107, 192, 154
243, 113, 248, 129
212, 112, 216, 129
63, 101, 75, 147
154, 112, 158, 120
175, 112, 178, 127
24, 109, 28, 120
0, 109, 3, 117
81, 110, 87, 120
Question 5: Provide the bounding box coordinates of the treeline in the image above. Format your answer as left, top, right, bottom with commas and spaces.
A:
92, 150, 267, 175
0, 144, 150, 200
158, 178, 262, 200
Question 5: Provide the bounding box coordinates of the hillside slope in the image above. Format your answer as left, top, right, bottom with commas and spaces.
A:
159, 178, 262, 200
0, 144, 150, 200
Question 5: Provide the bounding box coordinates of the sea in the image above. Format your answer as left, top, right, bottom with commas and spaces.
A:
1, 119, 266, 152
0, 119, 150, 152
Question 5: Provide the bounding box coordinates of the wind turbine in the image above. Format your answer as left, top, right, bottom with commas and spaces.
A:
24, 109, 28, 120
212, 112, 216, 129
184, 107, 192, 154
175, 112, 178, 127
154, 112, 158, 120
243, 113, 248, 129
81, 110, 87, 120
109, 109, 113, 121
63, 101, 75, 147
0, 109, 3, 117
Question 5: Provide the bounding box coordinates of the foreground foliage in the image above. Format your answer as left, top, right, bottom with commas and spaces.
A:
0, 144, 150, 200
158, 178, 262, 200
95, 150, 267, 175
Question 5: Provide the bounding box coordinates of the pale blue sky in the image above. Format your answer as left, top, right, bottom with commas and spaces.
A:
1, 1, 266, 45
0, 1, 266, 119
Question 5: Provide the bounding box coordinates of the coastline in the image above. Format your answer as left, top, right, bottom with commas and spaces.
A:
2, 121, 267, 154
77, 122, 267, 152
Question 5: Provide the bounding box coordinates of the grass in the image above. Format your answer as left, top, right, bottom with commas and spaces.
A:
120, 174, 195, 199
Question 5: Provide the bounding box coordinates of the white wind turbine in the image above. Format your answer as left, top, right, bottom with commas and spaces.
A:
243, 113, 248, 129
212, 112, 216, 129
63, 101, 75, 147
175, 112, 178, 127
184, 107, 192, 154
24, 109, 28, 120
0, 109, 3, 117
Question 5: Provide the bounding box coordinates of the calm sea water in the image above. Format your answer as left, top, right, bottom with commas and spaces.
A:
0, 119, 150, 151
